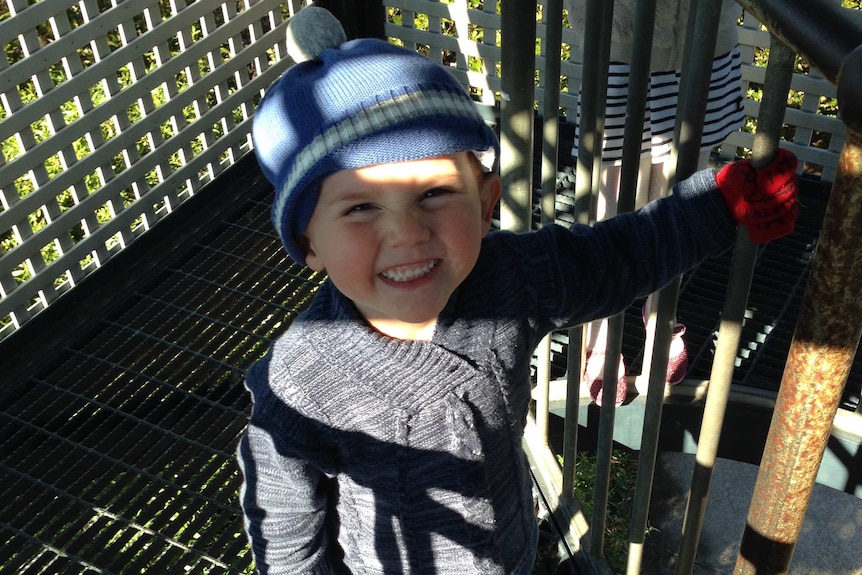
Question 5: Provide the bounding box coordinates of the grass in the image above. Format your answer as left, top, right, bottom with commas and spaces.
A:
561, 449, 656, 573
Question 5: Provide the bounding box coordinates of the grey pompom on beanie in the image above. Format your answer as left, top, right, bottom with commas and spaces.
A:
252, 6, 499, 265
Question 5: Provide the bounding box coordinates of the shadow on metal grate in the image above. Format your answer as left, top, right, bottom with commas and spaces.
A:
0, 155, 322, 574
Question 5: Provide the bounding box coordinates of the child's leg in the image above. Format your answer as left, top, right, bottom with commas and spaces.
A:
637, 150, 710, 393
583, 162, 651, 406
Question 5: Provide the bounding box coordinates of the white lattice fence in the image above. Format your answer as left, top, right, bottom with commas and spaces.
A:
0, 0, 304, 339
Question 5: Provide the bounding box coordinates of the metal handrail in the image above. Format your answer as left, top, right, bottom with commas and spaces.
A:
738, 0, 861, 85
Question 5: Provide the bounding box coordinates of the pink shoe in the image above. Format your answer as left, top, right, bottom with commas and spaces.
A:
665, 322, 688, 385
584, 349, 627, 407
642, 299, 688, 385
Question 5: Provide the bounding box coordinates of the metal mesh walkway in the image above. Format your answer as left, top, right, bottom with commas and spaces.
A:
0, 157, 320, 574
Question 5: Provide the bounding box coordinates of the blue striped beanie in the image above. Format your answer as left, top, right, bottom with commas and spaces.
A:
252, 6, 499, 265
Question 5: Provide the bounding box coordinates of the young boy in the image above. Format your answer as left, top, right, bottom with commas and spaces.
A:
238, 6, 798, 575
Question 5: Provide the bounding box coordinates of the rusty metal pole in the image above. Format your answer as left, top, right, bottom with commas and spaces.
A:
734, 45, 862, 575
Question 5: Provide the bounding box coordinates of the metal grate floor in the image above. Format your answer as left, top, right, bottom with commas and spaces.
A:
0, 158, 322, 574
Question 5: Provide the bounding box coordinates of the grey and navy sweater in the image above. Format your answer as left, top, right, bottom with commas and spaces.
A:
238, 169, 736, 574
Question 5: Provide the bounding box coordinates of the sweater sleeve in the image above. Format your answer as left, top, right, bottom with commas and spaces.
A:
526, 168, 736, 328
237, 358, 346, 575
238, 424, 340, 575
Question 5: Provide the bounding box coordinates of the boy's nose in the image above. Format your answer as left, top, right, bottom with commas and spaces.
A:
384, 211, 431, 247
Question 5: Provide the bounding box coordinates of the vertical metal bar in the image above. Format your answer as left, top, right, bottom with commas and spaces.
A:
561, 327, 584, 499
499, 0, 536, 233
574, 0, 609, 225
541, 0, 563, 225
616, 2, 655, 212
734, 45, 862, 575
674, 0, 720, 177
548, 0, 580, 503
611, 0, 664, 575
638, 0, 719, 390
597, 0, 647, 425
536, 336, 552, 443
624, 0, 720, 572
583, 0, 615, 563
640, 0, 717, 457
674, 36, 796, 575
535, 0, 565, 444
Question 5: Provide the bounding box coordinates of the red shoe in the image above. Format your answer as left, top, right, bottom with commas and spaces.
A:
584, 349, 627, 407
642, 298, 688, 385
665, 322, 688, 385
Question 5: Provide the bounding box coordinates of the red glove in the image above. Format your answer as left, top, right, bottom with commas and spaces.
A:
716, 148, 799, 244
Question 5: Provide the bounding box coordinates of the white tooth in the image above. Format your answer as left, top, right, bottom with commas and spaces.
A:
383, 260, 436, 282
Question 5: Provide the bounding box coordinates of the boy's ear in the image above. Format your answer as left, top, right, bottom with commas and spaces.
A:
298, 235, 325, 271
480, 174, 502, 234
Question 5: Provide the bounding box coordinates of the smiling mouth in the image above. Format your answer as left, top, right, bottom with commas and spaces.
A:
380, 260, 439, 283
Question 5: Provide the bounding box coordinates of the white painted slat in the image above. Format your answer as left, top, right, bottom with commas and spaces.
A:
0, 0, 299, 331
0, 9, 289, 231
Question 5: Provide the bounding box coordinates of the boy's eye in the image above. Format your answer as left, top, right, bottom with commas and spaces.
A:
344, 203, 373, 215
421, 187, 452, 200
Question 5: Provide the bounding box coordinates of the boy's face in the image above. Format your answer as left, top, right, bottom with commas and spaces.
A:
302, 152, 501, 340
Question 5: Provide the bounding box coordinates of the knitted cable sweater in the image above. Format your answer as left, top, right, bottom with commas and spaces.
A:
238, 169, 736, 575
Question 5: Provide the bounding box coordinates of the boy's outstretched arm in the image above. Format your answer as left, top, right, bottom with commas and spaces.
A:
535, 149, 800, 326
